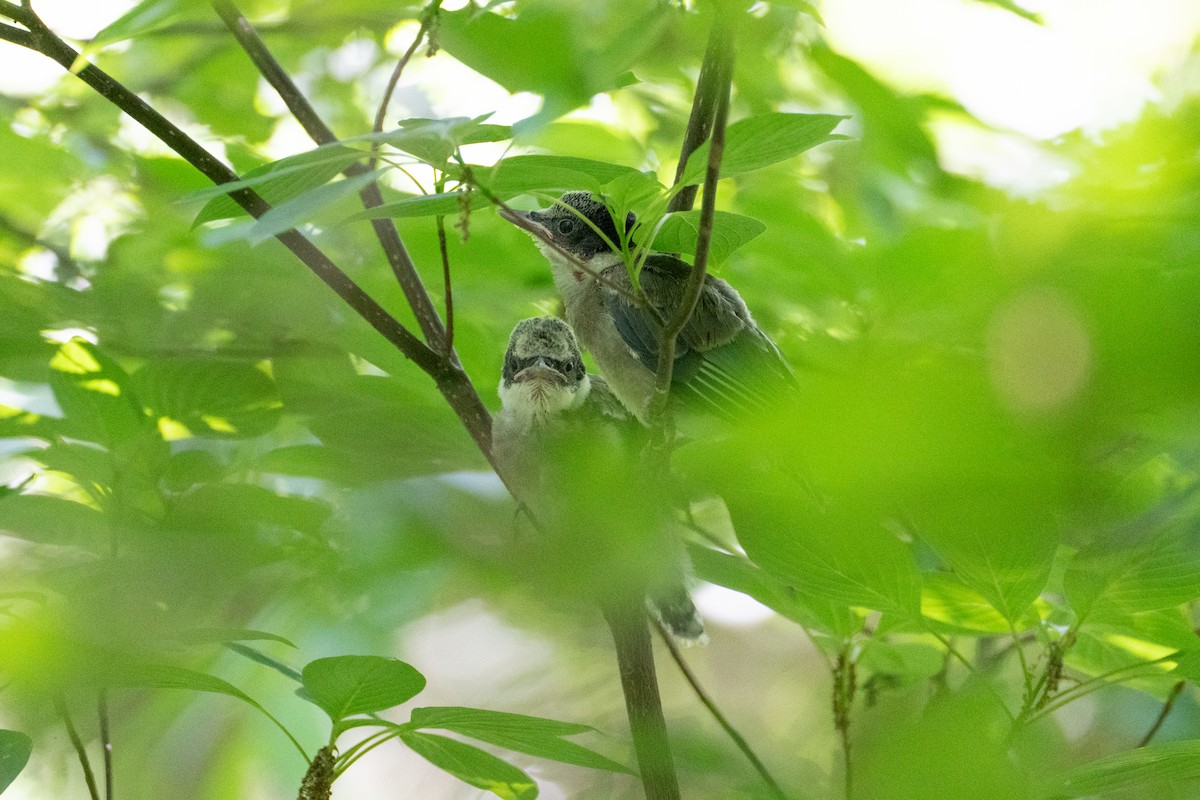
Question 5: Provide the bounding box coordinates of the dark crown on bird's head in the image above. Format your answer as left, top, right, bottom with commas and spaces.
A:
528, 192, 637, 257
502, 317, 587, 384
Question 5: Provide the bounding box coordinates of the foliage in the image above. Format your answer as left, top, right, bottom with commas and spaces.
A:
0, 0, 1198, 798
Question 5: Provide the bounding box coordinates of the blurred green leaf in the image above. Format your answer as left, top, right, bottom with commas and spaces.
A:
132, 359, 281, 439
301, 656, 426, 722
728, 490, 923, 621
0, 729, 31, 796
1066, 532, 1200, 622
399, 730, 538, 800
687, 543, 859, 637
49, 338, 154, 449
0, 494, 107, 546
969, 0, 1042, 24
651, 210, 766, 266
1058, 741, 1200, 797
410, 706, 632, 773
347, 190, 490, 222
486, 155, 640, 197
243, 170, 385, 244
681, 112, 846, 185
191, 145, 365, 226
920, 573, 1042, 634
348, 117, 512, 167
88, 0, 193, 48
175, 628, 296, 648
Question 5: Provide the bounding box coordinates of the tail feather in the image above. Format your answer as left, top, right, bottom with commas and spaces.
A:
648, 585, 707, 646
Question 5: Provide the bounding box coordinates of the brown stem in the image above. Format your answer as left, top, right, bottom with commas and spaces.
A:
668, 21, 728, 214
603, 600, 681, 800
98, 692, 113, 800
655, 622, 790, 800
56, 698, 102, 800
436, 213, 454, 357
647, 25, 733, 432
211, 0, 453, 355
1138, 681, 1185, 747
371, 1, 442, 139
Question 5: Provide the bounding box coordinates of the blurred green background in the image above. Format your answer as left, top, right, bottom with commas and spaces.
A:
1, 0, 1199, 798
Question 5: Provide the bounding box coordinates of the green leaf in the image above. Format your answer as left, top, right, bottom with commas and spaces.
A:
651, 211, 767, 266
681, 113, 846, 185
175, 628, 296, 648
49, 338, 153, 448
347, 191, 490, 222
190, 145, 364, 226
399, 730, 538, 800
0, 730, 31, 796
1065, 533, 1200, 622
244, 170, 385, 244
1059, 741, 1200, 797
920, 573, 1042, 634
133, 359, 281, 439
301, 656, 426, 722
410, 707, 632, 774
486, 156, 640, 197
352, 117, 512, 167
728, 490, 923, 621
0, 494, 107, 546
87, 0, 192, 49
969, 0, 1042, 24
687, 543, 859, 638
858, 640, 945, 684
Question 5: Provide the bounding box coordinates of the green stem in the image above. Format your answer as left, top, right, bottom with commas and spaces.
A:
56, 698, 102, 800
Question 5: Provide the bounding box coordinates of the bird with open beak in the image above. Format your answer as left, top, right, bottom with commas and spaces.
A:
492, 317, 706, 644
499, 192, 796, 427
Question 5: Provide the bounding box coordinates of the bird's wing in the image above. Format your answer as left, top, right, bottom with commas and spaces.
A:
583, 374, 633, 422
601, 254, 796, 419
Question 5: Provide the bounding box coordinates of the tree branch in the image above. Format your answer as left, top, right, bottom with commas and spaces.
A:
10, 7, 499, 462
646, 23, 733, 432
654, 622, 790, 800
668, 21, 728, 214
211, 0, 453, 355
0, 20, 31, 47
603, 601, 681, 800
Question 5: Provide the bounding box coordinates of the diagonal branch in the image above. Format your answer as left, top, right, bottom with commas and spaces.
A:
9, 6, 500, 462
0, 20, 31, 46
211, 0, 453, 355
668, 23, 728, 214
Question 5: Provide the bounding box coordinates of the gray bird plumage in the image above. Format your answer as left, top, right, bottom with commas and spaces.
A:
491, 316, 705, 644
500, 192, 796, 424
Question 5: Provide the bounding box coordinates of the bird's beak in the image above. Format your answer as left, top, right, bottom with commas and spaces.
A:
514, 359, 567, 387
498, 207, 550, 239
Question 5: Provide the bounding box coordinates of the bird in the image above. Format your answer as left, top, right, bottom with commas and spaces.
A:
491, 316, 706, 644
499, 192, 796, 427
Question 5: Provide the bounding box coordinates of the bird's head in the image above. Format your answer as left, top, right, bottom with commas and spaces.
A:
500, 192, 636, 270
498, 317, 592, 417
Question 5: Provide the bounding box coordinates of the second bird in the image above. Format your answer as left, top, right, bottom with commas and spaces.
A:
501, 191, 795, 426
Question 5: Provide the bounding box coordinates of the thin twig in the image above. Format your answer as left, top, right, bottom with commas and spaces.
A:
98, 692, 113, 800
668, 23, 727, 214
211, 0, 453, 354
646, 25, 733, 432
0, 2, 30, 24
1138, 681, 1185, 747
435, 212, 454, 357
654, 621, 790, 800
0, 21, 31, 46
56, 698, 102, 800
371, 1, 441, 139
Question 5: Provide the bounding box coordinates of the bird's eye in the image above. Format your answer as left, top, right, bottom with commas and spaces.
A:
556, 218, 576, 236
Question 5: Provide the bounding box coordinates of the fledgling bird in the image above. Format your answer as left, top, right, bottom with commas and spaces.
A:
499, 192, 796, 425
491, 317, 705, 644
